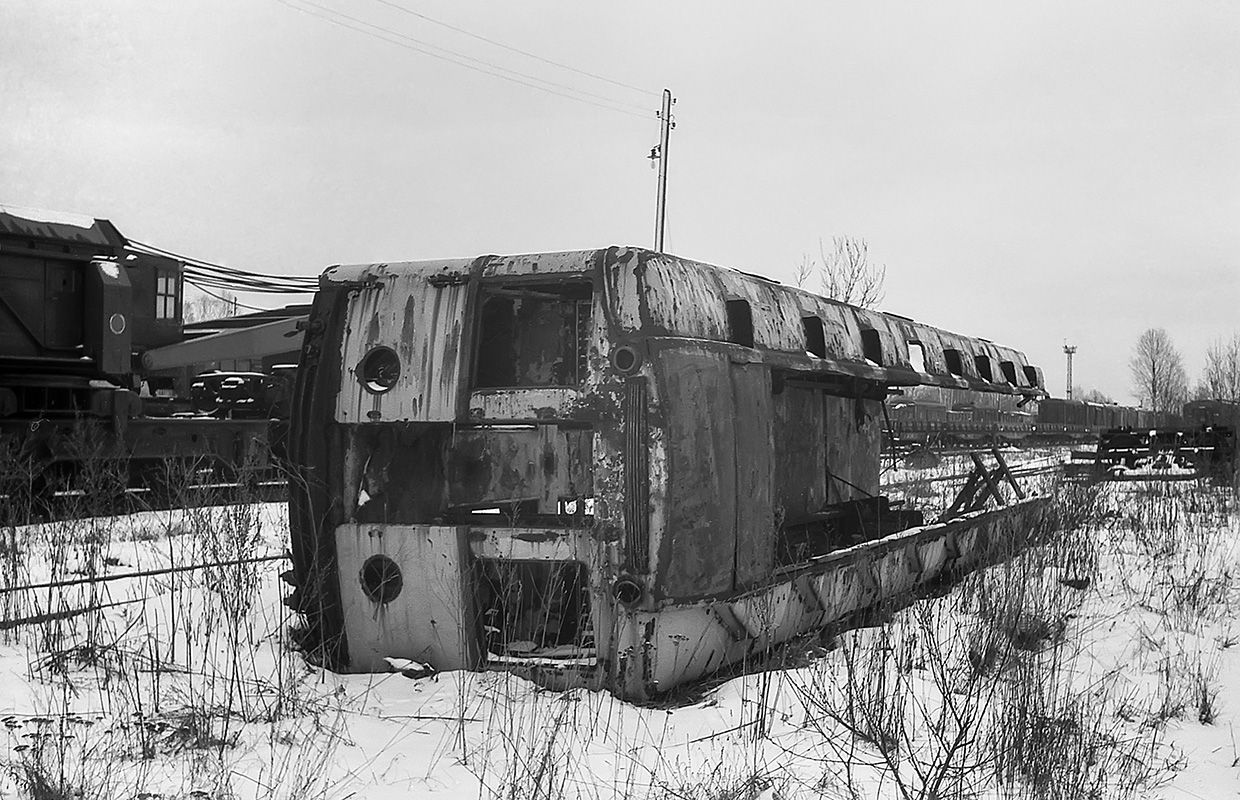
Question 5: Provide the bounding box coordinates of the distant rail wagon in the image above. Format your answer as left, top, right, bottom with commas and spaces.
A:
287, 247, 1049, 699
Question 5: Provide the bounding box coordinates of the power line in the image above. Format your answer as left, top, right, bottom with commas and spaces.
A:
129, 239, 318, 286
185, 283, 286, 314
129, 239, 318, 295
281, 0, 652, 116
181, 267, 316, 294
273, 0, 655, 120
363, 0, 659, 99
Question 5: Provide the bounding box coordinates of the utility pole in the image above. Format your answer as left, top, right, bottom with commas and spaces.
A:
652, 88, 675, 253
1063, 343, 1077, 400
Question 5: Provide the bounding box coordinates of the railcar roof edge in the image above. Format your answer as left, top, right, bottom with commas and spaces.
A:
318, 246, 1044, 397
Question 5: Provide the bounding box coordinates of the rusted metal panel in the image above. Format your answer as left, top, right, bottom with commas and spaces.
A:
348, 424, 450, 523
794, 294, 867, 362
639, 255, 730, 340
478, 250, 597, 279
714, 269, 803, 351
445, 426, 592, 514
823, 395, 882, 502
773, 386, 827, 522
730, 362, 774, 587
655, 346, 736, 598
291, 245, 1054, 700
467, 388, 582, 420
623, 377, 651, 572
601, 247, 643, 332
853, 309, 905, 369
324, 258, 476, 287
594, 248, 1043, 397
334, 523, 478, 672
331, 262, 472, 423
612, 496, 1049, 699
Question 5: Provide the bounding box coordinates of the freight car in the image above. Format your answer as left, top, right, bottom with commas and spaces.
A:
1184, 399, 1240, 429
286, 246, 1049, 700
886, 386, 1037, 446
0, 204, 275, 502
1031, 398, 1157, 439
886, 393, 1158, 448
1075, 399, 1238, 481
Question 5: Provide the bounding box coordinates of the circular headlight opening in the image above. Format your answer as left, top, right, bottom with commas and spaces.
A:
109, 313, 127, 335
611, 345, 641, 375
359, 346, 401, 394
612, 577, 644, 607
360, 554, 403, 604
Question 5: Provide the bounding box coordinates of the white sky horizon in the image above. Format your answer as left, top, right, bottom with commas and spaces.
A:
3, 0, 1236, 404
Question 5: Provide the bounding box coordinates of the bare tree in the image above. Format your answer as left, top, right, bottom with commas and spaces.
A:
183, 288, 239, 323
1129, 328, 1188, 414
796, 236, 886, 308
1073, 386, 1114, 404
1197, 333, 1240, 402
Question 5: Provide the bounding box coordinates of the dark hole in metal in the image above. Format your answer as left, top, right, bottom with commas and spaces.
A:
944, 349, 964, 376
802, 316, 827, 358
861, 329, 883, 365
725, 299, 754, 347
360, 554, 403, 604
476, 560, 592, 655
473, 283, 592, 388
612, 345, 640, 374
612, 577, 643, 607
359, 346, 401, 394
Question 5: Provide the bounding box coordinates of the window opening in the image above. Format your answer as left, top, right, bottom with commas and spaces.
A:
1022, 365, 1041, 388
473, 282, 592, 388
944, 349, 965, 376
999, 361, 1019, 385
155, 270, 180, 320
974, 355, 993, 382
908, 342, 927, 373
802, 316, 827, 358
725, 299, 754, 347
476, 560, 594, 661
861, 329, 883, 366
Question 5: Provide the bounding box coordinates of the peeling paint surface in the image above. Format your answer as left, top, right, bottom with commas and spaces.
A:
655, 345, 736, 598
297, 246, 1051, 700
468, 388, 581, 420
334, 264, 471, 422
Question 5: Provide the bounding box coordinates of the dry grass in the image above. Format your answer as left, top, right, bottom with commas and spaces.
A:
0, 433, 342, 800
1, 441, 1236, 799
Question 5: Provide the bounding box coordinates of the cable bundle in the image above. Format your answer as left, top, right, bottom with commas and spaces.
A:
129, 239, 318, 295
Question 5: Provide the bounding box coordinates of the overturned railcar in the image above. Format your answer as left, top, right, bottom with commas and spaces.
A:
287, 247, 1046, 699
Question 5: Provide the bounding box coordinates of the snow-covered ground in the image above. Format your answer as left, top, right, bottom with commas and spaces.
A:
0, 474, 1237, 799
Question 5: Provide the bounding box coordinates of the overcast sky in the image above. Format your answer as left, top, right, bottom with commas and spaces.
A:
3, 1, 1236, 403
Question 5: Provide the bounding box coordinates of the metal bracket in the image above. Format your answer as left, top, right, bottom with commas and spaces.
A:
938, 446, 1023, 522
